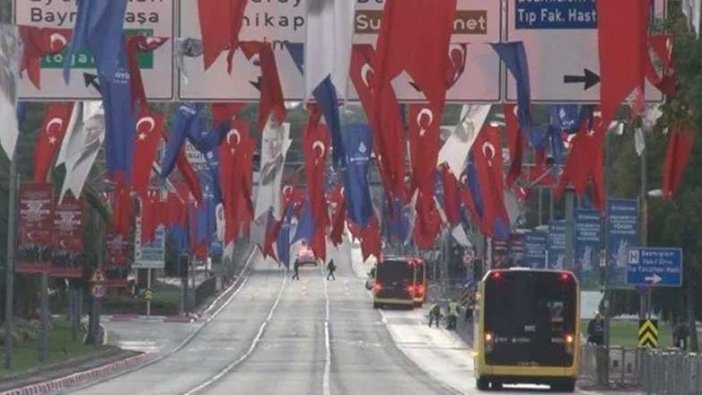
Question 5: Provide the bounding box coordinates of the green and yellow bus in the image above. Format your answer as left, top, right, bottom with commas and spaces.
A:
474, 268, 580, 392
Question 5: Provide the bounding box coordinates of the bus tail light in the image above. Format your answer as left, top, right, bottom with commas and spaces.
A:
485, 332, 494, 352
560, 272, 572, 282
492, 271, 503, 280
373, 283, 384, 293
415, 284, 425, 296
565, 334, 575, 354
405, 284, 415, 295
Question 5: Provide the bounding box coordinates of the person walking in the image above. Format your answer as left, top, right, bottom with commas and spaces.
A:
428, 303, 442, 327
326, 259, 336, 281
447, 300, 460, 330
674, 318, 689, 351
292, 260, 300, 280
587, 312, 605, 345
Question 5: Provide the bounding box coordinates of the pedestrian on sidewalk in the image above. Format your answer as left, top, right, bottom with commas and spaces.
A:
587, 312, 604, 345
326, 259, 336, 281
428, 303, 442, 327
464, 296, 475, 323
447, 300, 460, 330
674, 318, 689, 351
292, 260, 300, 280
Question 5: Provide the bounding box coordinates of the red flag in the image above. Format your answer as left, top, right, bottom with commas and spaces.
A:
528, 149, 558, 187
19, 26, 71, 90
597, 0, 650, 128
556, 112, 606, 210
197, 0, 248, 72
303, 107, 330, 223
164, 188, 188, 228
645, 35, 677, 97
459, 180, 489, 237
126, 36, 169, 111
662, 124, 695, 199
374, 0, 456, 111
140, 190, 161, 243
360, 216, 381, 262
34, 102, 74, 182
409, 103, 441, 198
240, 42, 286, 132
212, 103, 246, 125
413, 192, 441, 249
263, 218, 281, 260
329, 186, 346, 247
440, 165, 461, 227
161, 129, 203, 204
219, 119, 254, 243
471, 125, 510, 238
133, 108, 164, 200
350, 45, 377, 125
504, 104, 525, 188
111, 179, 134, 237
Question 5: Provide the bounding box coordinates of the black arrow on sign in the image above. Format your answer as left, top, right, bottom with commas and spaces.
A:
563, 68, 600, 90
83, 73, 101, 94
250, 76, 262, 92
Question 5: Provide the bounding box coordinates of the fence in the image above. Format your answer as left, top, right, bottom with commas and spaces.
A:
580, 345, 702, 394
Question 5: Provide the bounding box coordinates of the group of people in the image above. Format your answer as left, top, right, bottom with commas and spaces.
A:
428, 298, 475, 330
588, 312, 691, 351
291, 259, 336, 281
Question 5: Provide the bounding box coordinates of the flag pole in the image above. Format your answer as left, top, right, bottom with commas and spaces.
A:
4, 154, 18, 370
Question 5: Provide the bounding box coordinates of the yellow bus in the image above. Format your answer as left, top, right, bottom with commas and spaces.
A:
474, 268, 580, 392
372, 257, 415, 309
411, 258, 427, 307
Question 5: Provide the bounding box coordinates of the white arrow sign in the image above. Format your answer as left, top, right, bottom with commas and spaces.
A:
645, 274, 662, 284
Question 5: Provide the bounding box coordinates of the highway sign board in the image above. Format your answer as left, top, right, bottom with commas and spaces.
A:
626, 247, 683, 287
178, 0, 305, 101
134, 218, 166, 269
504, 0, 666, 103
351, 0, 502, 103
15, 0, 175, 101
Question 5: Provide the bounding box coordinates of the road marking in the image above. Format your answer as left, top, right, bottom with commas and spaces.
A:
182, 272, 289, 395
322, 270, 332, 395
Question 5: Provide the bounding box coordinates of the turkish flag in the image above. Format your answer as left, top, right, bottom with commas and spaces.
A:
360, 216, 381, 262
440, 165, 461, 227
413, 192, 441, 249
373, 0, 456, 111
470, 125, 510, 239
34, 102, 74, 182
160, 129, 203, 204
140, 190, 162, 243
662, 124, 695, 199
646, 35, 677, 97
240, 42, 286, 132
504, 104, 525, 188
212, 103, 246, 125
597, 0, 650, 128
556, 112, 606, 210
126, 36, 169, 111
197, 0, 248, 72
219, 119, 254, 243
408, 103, 441, 198
349, 44, 405, 202
133, 108, 164, 200
164, 187, 188, 228
303, 106, 330, 225
19, 26, 72, 90
329, 185, 347, 247
111, 179, 134, 237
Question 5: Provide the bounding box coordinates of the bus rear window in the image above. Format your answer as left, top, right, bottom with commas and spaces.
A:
377, 260, 413, 283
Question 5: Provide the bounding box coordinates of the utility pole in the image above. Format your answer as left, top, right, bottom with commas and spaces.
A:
564, 188, 575, 270
639, 136, 651, 319
4, 157, 18, 370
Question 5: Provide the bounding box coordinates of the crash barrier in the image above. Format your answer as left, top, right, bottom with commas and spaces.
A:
641, 350, 702, 395
580, 345, 702, 394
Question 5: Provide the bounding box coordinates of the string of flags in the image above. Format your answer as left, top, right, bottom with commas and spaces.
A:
0, 0, 698, 277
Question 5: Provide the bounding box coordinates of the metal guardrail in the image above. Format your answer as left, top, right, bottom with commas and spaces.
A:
580, 345, 702, 394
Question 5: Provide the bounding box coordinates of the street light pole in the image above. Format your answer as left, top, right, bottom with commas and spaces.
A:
4, 155, 18, 370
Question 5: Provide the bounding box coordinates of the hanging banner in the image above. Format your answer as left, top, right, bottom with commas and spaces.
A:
575, 208, 602, 290
607, 198, 640, 288
51, 195, 84, 278
524, 230, 547, 268
547, 220, 566, 270
17, 182, 54, 273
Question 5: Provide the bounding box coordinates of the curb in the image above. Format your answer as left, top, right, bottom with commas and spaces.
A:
0, 353, 150, 395
100, 314, 198, 323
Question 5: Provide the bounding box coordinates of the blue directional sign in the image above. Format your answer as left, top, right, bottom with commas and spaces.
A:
626, 247, 683, 287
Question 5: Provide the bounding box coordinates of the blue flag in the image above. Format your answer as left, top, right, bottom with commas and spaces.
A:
342, 124, 373, 228
161, 102, 203, 178
313, 75, 345, 169
464, 153, 484, 219
386, 198, 412, 244
491, 42, 532, 133
63, 0, 128, 83
284, 42, 304, 75
277, 207, 294, 268
16, 101, 26, 126
292, 198, 316, 245
198, 170, 217, 246
101, 45, 136, 181
168, 224, 189, 256
550, 105, 581, 134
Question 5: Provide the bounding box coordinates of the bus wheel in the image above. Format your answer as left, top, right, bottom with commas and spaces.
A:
476, 378, 489, 391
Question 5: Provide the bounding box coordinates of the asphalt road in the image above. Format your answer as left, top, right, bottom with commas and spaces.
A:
66, 247, 455, 395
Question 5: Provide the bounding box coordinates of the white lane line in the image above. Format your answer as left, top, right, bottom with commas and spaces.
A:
183, 271, 289, 395
322, 269, 332, 395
